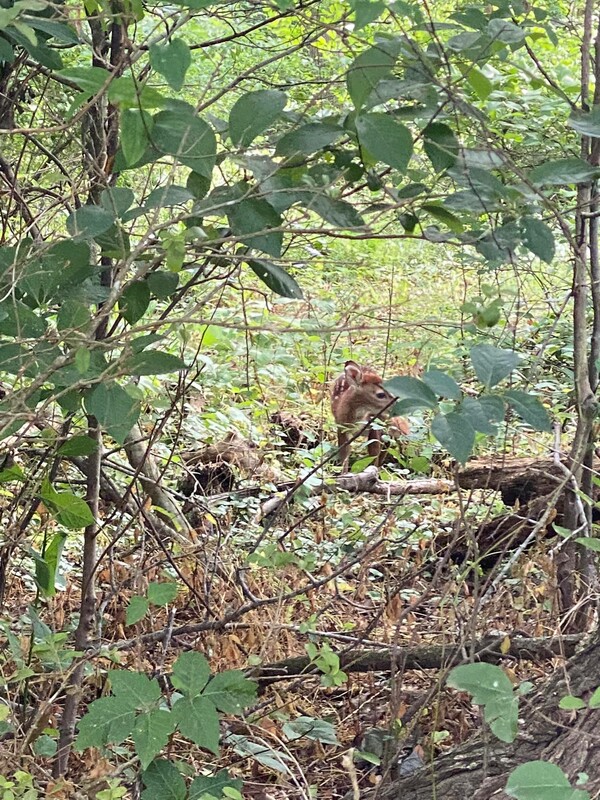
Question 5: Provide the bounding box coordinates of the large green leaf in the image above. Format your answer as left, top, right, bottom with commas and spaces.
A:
151, 107, 216, 177
171, 651, 211, 698
423, 122, 459, 172
0, 299, 47, 337
189, 771, 242, 800
33, 532, 67, 597
356, 113, 413, 173
228, 198, 283, 257
230, 89, 287, 147
127, 351, 186, 376
57, 65, 109, 95
172, 696, 220, 753
505, 761, 589, 800
120, 109, 153, 167
66, 205, 115, 239
247, 259, 302, 298
120, 280, 150, 324
422, 368, 462, 400
530, 157, 600, 186
300, 194, 365, 228
431, 411, 475, 464
568, 107, 600, 138
504, 389, 552, 432
133, 709, 176, 770
142, 760, 186, 800
470, 344, 520, 388
149, 38, 191, 92
275, 122, 344, 157
521, 216, 555, 263
384, 376, 438, 411
85, 383, 140, 445
346, 41, 399, 109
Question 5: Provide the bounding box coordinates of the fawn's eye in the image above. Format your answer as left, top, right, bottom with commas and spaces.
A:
376, 391, 387, 399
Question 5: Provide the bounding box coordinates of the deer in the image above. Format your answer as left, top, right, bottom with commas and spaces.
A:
330, 360, 409, 472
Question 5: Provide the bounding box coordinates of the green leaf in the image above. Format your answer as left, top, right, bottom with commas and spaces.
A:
423, 122, 459, 172
108, 77, 165, 110
485, 695, 519, 743
172, 696, 220, 753
58, 65, 109, 95
127, 351, 186, 376
110, 671, 162, 706
356, 113, 413, 173
558, 696, 586, 710
383, 376, 438, 412
352, 0, 385, 30
247, 259, 302, 298
133, 709, 176, 770
228, 198, 282, 257
126, 595, 150, 625
568, 107, 600, 138
460, 397, 498, 435
121, 109, 153, 167
230, 89, 287, 147
530, 158, 600, 187
421, 203, 464, 233
149, 39, 191, 92
57, 300, 92, 334
171, 652, 211, 698
505, 760, 588, 800
147, 581, 178, 606
0, 302, 46, 339
0, 464, 24, 483
101, 187, 135, 217
470, 344, 520, 388
588, 687, 600, 708
85, 383, 141, 445
186, 170, 211, 200
448, 662, 513, 702
40, 481, 94, 529
120, 280, 151, 324
346, 42, 398, 109
466, 67, 492, 100
145, 185, 193, 209
521, 217, 555, 263
431, 411, 475, 464
75, 696, 136, 749
300, 195, 365, 229
34, 532, 67, 597
575, 537, 600, 552
487, 19, 525, 43
422, 368, 462, 400
152, 108, 216, 178
504, 390, 552, 432
189, 771, 243, 800
66, 205, 115, 239
275, 122, 344, 157
448, 662, 520, 741
57, 435, 98, 456
282, 716, 339, 744
147, 271, 179, 298
203, 670, 257, 713
142, 760, 186, 800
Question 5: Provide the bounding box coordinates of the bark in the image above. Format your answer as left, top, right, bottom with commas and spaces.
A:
364, 631, 600, 800
253, 633, 582, 687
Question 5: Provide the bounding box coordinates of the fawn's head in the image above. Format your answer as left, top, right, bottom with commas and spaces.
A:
330, 360, 395, 425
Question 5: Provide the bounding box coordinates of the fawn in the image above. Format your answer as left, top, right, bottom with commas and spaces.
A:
330, 360, 409, 471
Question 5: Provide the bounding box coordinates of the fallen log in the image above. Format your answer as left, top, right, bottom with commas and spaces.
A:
251, 633, 582, 687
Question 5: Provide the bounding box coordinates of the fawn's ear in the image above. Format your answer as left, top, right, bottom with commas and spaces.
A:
344, 360, 362, 384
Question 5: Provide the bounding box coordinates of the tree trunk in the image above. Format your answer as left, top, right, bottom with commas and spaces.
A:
365, 631, 600, 799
